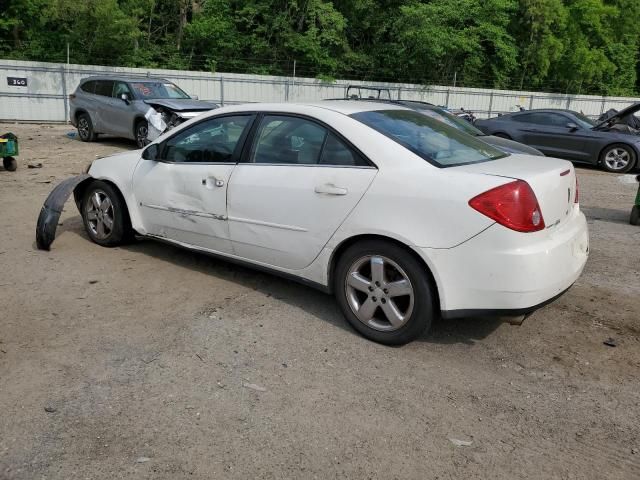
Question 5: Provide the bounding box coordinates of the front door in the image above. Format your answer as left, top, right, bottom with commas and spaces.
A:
101, 81, 136, 138
515, 112, 589, 161
132, 114, 255, 253
227, 114, 378, 270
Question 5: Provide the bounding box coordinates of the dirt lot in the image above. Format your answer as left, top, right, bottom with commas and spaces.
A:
0, 123, 639, 479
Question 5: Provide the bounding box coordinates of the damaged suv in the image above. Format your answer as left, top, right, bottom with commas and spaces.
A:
70, 76, 218, 148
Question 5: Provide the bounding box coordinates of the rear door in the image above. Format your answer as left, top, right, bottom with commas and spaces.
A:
227, 114, 377, 270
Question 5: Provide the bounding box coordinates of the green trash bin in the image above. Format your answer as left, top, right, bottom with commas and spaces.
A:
0, 133, 18, 172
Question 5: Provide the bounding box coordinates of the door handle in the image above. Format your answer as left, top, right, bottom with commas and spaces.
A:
315, 183, 348, 196
202, 177, 225, 187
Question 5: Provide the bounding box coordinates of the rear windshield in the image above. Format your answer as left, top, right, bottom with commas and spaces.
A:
351, 110, 507, 167
129, 82, 190, 100
415, 106, 485, 137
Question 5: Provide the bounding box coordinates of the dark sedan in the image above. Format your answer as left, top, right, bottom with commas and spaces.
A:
475, 107, 640, 173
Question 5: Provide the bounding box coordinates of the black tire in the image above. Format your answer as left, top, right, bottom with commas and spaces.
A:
334, 240, 435, 345
135, 120, 149, 149
493, 132, 512, 140
81, 180, 133, 247
631, 205, 640, 226
2, 156, 17, 171
77, 113, 97, 142
599, 143, 636, 173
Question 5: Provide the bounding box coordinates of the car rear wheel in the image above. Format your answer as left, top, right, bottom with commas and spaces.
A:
600, 144, 636, 173
81, 181, 133, 247
334, 240, 434, 345
77, 113, 97, 142
135, 120, 149, 149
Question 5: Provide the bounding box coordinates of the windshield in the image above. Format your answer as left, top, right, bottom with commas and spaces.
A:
351, 110, 507, 167
408, 104, 485, 136
130, 82, 190, 100
573, 112, 596, 129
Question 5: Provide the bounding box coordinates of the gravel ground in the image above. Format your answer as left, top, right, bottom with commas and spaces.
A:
0, 123, 639, 479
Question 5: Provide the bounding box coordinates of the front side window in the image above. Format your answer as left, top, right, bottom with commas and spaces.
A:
352, 110, 506, 167
113, 82, 132, 99
130, 82, 190, 100
161, 115, 252, 163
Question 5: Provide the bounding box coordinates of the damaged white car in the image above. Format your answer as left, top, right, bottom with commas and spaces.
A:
38, 102, 588, 345
69, 76, 218, 147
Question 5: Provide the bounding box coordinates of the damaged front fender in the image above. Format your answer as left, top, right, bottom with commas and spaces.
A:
35, 174, 92, 250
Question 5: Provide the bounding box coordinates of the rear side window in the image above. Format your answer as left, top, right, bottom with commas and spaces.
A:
251, 116, 327, 164
352, 110, 507, 167
94, 80, 115, 97
80, 81, 95, 93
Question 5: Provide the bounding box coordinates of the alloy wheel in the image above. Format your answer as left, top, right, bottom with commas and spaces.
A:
345, 255, 415, 332
604, 148, 630, 171
85, 190, 115, 240
136, 124, 148, 148
78, 118, 90, 140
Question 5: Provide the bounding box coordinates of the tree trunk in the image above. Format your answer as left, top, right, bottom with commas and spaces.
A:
177, 0, 188, 51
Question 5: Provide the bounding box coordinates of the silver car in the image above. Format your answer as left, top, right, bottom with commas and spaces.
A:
69, 76, 218, 148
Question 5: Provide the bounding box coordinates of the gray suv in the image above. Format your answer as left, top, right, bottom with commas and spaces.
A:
70, 76, 218, 148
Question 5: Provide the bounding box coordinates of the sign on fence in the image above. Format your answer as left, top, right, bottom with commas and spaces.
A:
7, 77, 28, 87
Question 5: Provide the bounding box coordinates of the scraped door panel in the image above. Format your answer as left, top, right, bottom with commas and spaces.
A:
132, 161, 235, 253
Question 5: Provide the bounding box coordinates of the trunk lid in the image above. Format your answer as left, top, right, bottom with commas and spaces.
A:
456, 154, 577, 230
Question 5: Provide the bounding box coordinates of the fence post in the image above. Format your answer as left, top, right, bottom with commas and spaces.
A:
285, 80, 289, 102
600, 97, 606, 115
220, 76, 224, 106
397, 86, 402, 100
445, 89, 450, 108
529, 94, 534, 110
487, 91, 494, 118
566, 95, 571, 110
60, 65, 69, 123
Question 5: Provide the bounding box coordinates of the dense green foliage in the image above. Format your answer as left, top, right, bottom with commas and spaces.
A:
1, 0, 639, 94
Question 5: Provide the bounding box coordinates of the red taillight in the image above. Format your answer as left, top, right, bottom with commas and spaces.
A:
574, 176, 579, 204
469, 180, 545, 232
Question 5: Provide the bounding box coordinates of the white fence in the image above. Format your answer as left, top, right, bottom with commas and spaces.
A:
1, 58, 639, 123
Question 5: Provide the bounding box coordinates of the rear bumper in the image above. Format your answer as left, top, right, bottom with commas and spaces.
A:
422, 207, 589, 315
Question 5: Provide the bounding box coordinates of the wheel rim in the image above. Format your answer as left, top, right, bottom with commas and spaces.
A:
136, 124, 148, 147
85, 190, 115, 240
604, 148, 630, 170
78, 118, 90, 139
345, 255, 415, 332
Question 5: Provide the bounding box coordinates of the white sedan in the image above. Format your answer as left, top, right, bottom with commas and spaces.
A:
45, 101, 589, 344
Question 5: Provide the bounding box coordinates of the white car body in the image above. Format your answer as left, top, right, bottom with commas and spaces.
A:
86, 101, 589, 320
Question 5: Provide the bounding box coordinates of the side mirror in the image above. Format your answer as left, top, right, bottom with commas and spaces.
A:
142, 143, 159, 159
191, 94, 199, 100
120, 93, 130, 104
567, 122, 579, 131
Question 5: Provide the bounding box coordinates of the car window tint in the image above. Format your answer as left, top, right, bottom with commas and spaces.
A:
162, 115, 251, 163
352, 110, 506, 167
80, 81, 95, 94
319, 133, 368, 167
94, 80, 114, 97
113, 82, 132, 98
251, 115, 328, 164
513, 112, 568, 126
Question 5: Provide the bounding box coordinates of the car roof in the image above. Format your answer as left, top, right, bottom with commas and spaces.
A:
215, 101, 410, 116
81, 75, 173, 84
